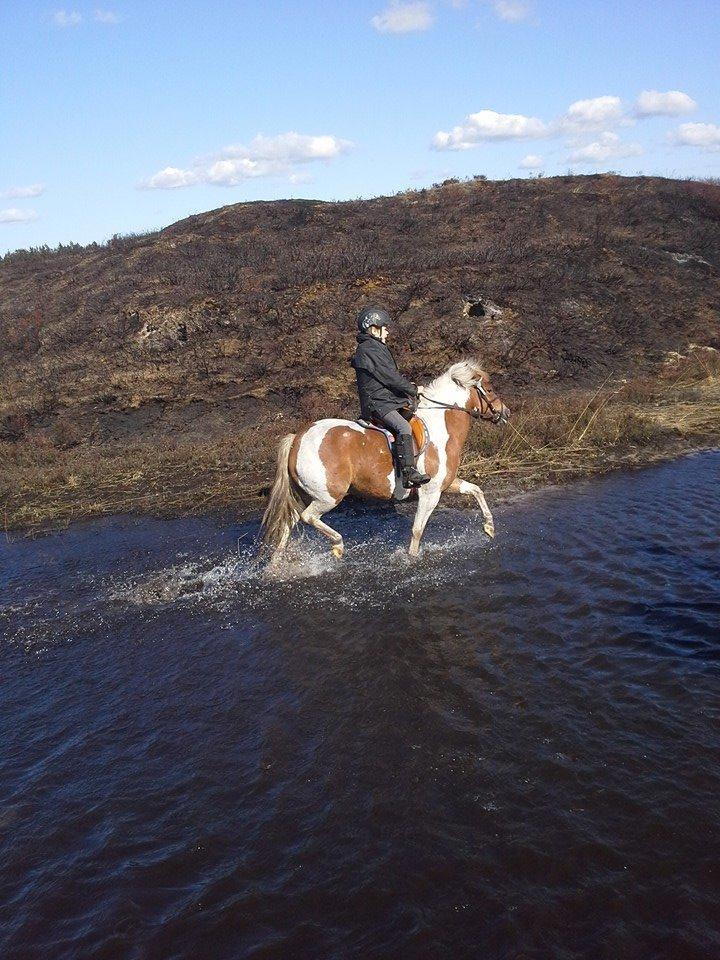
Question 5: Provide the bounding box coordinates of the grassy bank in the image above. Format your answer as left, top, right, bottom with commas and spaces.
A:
2, 356, 718, 537
463, 362, 720, 498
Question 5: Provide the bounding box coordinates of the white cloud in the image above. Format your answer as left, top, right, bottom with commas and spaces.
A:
433, 109, 547, 149
53, 10, 82, 26
433, 89, 709, 166
635, 90, 696, 118
140, 133, 353, 190
141, 167, 199, 190
673, 122, 720, 151
434, 95, 633, 151
519, 154, 543, 169
222, 132, 349, 163
204, 158, 277, 186
566, 131, 642, 165
371, 1, 435, 33
492, 0, 532, 22
94, 9, 121, 24
2, 184, 45, 199
0, 208, 39, 224
562, 96, 624, 131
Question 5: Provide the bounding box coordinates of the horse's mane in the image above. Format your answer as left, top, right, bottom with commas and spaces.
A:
422, 359, 483, 398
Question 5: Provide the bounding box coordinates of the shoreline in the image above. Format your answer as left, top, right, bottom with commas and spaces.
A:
478, 439, 719, 507
4, 378, 720, 538
4, 442, 718, 546
3, 435, 718, 543
466, 436, 720, 506
2, 373, 719, 538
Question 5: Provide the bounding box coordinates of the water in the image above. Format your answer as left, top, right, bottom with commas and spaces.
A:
1, 452, 719, 960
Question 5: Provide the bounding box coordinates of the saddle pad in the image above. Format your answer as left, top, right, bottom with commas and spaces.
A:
356, 416, 429, 457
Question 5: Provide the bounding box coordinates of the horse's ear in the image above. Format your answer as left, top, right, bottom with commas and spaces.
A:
470, 362, 485, 383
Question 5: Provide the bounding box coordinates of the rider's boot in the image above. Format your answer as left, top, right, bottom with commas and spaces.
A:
394, 434, 431, 488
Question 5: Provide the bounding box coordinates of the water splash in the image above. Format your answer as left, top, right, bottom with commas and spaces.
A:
111, 508, 497, 613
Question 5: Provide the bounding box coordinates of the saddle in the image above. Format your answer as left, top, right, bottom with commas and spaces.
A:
356, 415, 429, 457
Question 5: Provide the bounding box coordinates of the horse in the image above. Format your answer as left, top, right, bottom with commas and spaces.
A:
261, 359, 509, 563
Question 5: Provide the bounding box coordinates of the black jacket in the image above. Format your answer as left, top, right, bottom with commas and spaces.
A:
350, 333, 417, 418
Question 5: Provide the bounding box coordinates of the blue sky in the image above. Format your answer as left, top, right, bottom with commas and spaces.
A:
2, 0, 719, 253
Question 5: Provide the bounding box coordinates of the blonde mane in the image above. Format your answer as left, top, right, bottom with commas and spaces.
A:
422, 359, 484, 399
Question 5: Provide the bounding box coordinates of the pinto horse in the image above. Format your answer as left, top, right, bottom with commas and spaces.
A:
261, 359, 509, 562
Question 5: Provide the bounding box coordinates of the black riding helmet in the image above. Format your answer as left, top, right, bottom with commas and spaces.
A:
357, 306, 393, 334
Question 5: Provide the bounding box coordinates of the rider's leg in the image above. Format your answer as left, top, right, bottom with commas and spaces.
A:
379, 409, 413, 440
379, 410, 430, 487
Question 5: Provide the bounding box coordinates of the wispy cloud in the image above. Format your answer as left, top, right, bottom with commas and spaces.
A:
94, 9, 121, 24
672, 122, 720, 151
566, 131, 642, 164
371, 1, 435, 34
140, 133, 353, 190
0, 208, 39, 224
53, 10, 82, 26
2, 184, 45, 199
635, 90, 697, 118
519, 154, 543, 169
491, 0, 533, 23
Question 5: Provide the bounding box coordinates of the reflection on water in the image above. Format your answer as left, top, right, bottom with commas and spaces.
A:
1, 452, 719, 959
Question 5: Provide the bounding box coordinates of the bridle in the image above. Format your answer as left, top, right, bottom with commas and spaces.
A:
418, 382, 506, 424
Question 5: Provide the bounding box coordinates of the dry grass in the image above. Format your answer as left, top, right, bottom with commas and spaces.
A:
462, 364, 720, 494
2, 431, 272, 536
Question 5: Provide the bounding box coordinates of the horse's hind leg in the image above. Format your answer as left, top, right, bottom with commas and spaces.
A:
301, 500, 345, 559
448, 477, 495, 538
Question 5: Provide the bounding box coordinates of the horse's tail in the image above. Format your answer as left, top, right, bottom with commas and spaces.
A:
261, 433, 304, 552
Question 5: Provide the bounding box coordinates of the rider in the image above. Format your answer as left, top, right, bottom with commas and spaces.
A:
350, 307, 431, 488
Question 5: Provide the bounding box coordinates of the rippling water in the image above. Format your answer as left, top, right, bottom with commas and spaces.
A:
1, 453, 719, 960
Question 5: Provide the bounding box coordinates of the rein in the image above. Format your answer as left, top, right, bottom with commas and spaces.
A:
417, 386, 504, 424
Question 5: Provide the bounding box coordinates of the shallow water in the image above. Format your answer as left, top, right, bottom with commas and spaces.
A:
1, 452, 719, 960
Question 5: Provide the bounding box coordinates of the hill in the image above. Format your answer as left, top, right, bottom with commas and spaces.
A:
1, 174, 719, 531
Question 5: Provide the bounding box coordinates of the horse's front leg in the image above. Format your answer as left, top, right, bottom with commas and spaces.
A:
447, 477, 495, 538
409, 487, 442, 557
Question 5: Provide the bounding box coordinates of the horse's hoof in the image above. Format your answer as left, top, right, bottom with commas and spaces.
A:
331, 544, 344, 559
484, 521, 495, 539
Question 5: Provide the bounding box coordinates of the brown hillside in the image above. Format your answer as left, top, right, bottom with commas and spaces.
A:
1, 174, 719, 530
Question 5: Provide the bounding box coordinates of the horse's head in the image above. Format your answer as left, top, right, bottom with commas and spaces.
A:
464, 365, 510, 425
424, 360, 509, 426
